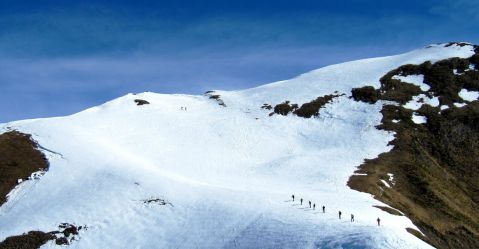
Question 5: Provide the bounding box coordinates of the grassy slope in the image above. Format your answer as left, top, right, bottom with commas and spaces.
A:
348, 44, 479, 249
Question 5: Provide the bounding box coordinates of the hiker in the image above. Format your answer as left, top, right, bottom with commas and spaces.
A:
351, 214, 354, 222
313, 204, 316, 210
322, 206, 325, 213
292, 194, 295, 202
309, 201, 311, 208
377, 217, 381, 226
338, 211, 342, 219
180, 107, 183, 110
300, 198, 303, 205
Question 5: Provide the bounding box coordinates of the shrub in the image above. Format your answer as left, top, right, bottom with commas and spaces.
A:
456, 70, 479, 91
294, 94, 340, 118
351, 86, 379, 104
273, 101, 298, 115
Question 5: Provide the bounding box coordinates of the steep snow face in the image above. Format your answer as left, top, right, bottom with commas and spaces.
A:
0, 44, 475, 249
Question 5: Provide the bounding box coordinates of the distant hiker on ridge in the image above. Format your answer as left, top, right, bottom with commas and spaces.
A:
308, 201, 311, 208
313, 204, 316, 210
351, 214, 354, 222
300, 198, 303, 205
322, 206, 325, 213
338, 211, 342, 219
377, 217, 381, 226
292, 194, 295, 202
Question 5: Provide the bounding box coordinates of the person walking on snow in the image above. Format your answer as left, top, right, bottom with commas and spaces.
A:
338, 211, 342, 219
313, 204, 316, 210
292, 194, 295, 202
308, 201, 311, 208
351, 214, 354, 222
322, 206, 325, 213
300, 198, 303, 205
377, 217, 381, 226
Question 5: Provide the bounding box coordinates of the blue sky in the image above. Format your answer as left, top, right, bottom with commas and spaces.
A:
1, 0, 478, 122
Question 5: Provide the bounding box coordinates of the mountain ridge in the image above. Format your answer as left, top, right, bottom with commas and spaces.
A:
0, 42, 477, 249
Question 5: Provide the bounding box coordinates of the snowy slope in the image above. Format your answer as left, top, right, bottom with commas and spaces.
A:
0, 43, 475, 249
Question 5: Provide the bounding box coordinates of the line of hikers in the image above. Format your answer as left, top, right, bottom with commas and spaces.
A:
180, 106, 188, 111
291, 194, 380, 226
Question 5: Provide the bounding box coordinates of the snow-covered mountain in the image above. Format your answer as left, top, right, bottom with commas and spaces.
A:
0, 43, 477, 249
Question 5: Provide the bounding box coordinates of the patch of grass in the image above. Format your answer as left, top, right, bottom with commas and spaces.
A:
373, 205, 403, 216
271, 94, 341, 118
406, 227, 427, 243
0, 131, 49, 206
293, 94, 341, 118
379, 76, 422, 104
351, 86, 379, 104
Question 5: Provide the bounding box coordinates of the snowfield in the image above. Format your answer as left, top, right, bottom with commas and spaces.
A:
0, 43, 475, 249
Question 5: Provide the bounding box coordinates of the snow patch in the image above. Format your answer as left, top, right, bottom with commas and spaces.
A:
392, 74, 430, 91
458, 89, 479, 102
412, 113, 427, 124
403, 94, 439, 111
387, 173, 395, 186
381, 180, 391, 188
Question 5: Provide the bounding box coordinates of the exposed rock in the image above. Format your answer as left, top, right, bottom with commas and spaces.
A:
205, 92, 227, 107
261, 104, 272, 110
134, 99, 150, 105
0, 224, 85, 249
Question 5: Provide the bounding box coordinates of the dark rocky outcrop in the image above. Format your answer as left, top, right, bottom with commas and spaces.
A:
0, 224, 84, 249
261, 104, 272, 110
205, 92, 227, 107
0, 231, 55, 249
134, 99, 150, 105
